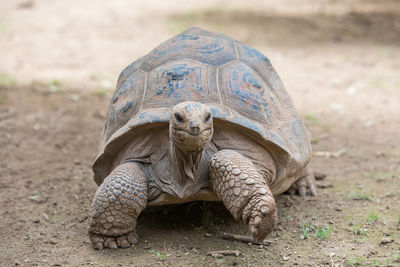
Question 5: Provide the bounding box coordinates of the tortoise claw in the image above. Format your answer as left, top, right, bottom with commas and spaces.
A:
89, 231, 138, 250
299, 186, 306, 198
309, 183, 317, 197
117, 236, 131, 248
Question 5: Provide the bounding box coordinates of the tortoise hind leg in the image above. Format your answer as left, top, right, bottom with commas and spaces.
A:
88, 162, 148, 249
209, 149, 277, 242
287, 165, 317, 197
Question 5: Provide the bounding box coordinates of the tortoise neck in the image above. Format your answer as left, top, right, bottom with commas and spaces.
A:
170, 142, 204, 182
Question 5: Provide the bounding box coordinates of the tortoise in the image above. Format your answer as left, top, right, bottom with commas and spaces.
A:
88, 27, 317, 249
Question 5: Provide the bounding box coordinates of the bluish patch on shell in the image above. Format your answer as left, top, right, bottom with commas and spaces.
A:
137, 111, 165, 123
242, 44, 271, 64
176, 34, 200, 41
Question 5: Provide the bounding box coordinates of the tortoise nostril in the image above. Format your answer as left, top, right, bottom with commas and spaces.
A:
189, 120, 200, 134
191, 125, 200, 134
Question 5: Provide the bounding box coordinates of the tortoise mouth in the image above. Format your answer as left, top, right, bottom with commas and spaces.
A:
171, 127, 213, 151
173, 128, 212, 137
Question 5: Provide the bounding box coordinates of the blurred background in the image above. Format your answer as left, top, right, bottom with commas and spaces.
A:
1, 0, 399, 266
1, 0, 400, 125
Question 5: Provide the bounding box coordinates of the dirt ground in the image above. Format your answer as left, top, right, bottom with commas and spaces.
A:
1, 0, 400, 266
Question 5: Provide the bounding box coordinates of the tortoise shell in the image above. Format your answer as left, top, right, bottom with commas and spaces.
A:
93, 27, 311, 191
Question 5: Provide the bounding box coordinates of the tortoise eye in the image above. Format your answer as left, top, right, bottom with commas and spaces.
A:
205, 113, 211, 122
175, 113, 184, 122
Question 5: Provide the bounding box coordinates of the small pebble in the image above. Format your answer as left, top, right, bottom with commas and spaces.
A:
380, 238, 393, 244
283, 255, 290, 261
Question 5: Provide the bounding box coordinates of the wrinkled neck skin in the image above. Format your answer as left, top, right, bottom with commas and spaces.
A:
169, 138, 206, 182
168, 101, 213, 183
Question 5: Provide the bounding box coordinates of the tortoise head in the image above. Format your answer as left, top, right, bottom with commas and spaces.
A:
169, 101, 213, 152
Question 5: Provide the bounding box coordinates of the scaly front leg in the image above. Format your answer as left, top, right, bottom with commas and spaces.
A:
88, 162, 148, 249
209, 150, 277, 242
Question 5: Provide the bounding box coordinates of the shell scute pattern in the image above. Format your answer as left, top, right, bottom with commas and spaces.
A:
116, 55, 146, 89
93, 27, 311, 188
139, 31, 236, 72
218, 61, 279, 125
143, 59, 219, 109
105, 70, 145, 139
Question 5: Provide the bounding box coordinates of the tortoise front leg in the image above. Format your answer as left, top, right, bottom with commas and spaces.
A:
209, 150, 277, 242
88, 162, 148, 249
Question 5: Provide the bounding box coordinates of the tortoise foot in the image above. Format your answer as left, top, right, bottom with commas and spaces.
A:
245, 194, 277, 242
90, 231, 138, 250
288, 165, 317, 197
88, 162, 148, 249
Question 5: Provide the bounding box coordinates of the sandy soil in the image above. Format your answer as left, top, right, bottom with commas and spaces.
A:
1, 0, 399, 266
